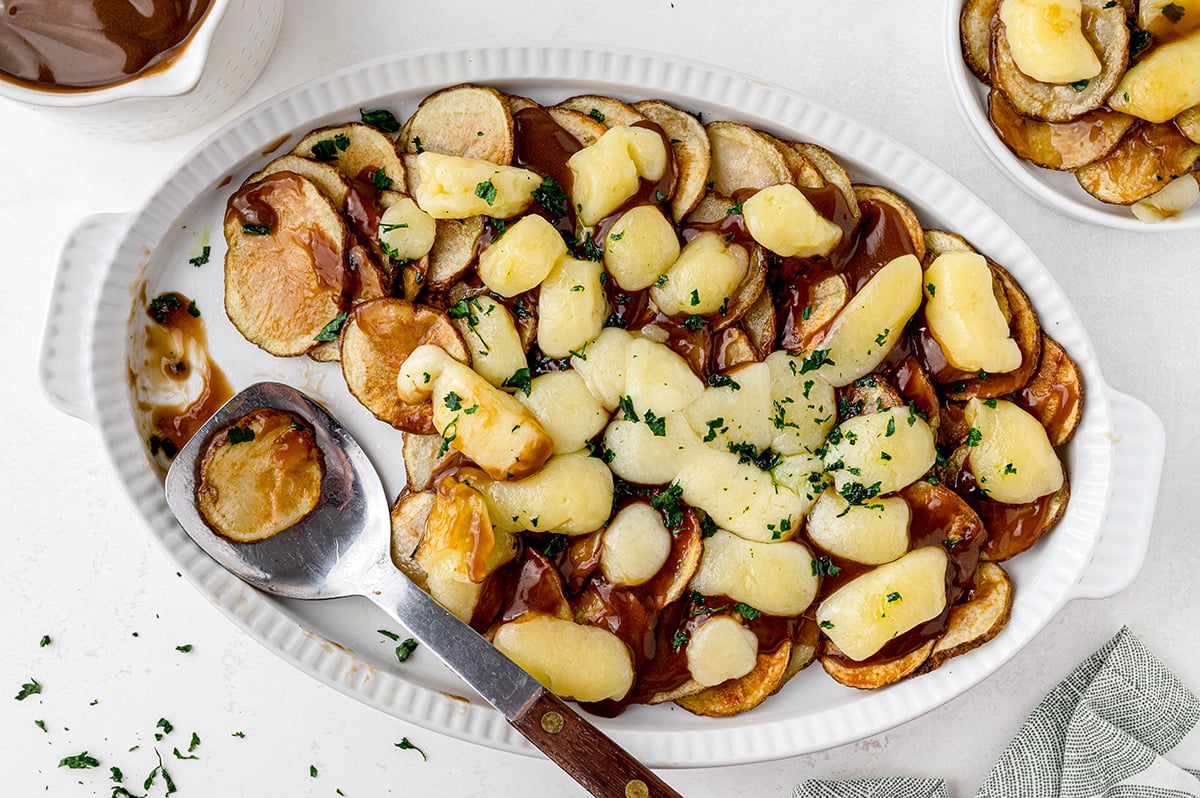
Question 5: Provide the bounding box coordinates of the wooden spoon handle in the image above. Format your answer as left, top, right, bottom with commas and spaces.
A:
510, 689, 684, 798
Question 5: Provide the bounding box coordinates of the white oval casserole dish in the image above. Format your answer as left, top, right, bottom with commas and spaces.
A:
39, 45, 1165, 767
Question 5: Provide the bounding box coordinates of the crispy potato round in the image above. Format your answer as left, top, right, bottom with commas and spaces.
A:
988, 89, 1135, 170
1178, 106, 1200, 144
556, 94, 647, 128
547, 107, 608, 147
915, 562, 1012, 675
1076, 122, 1200, 205
853, 185, 926, 261
793, 142, 861, 218
1014, 336, 1084, 446
675, 640, 792, 717
223, 172, 350, 357
197, 409, 323, 543
293, 123, 406, 188
990, 0, 1129, 123
390, 489, 434, 586
340, 298, 469, 433
980, 479, 1071, 561
634, 99, 712, 221
250, 154, 351, 208
400, 84, 515, 165
705, 121, 793, 195
820, 639, 936, 690
961, 0, 1000, 82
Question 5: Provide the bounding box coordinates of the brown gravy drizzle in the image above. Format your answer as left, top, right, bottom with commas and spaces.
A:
137, 290, 232, 466
0, 0, 214, 90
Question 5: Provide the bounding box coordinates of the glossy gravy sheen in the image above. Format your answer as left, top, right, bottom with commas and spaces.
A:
0, 0, 213, 90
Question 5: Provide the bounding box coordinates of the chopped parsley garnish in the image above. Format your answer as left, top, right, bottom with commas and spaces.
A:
672, 630, 689, 649
1163, 2, 1186, 22
578, 232, 604, 262
311, 139, 339, 161
926, 282, 936, 297
396, 737, 427, 761
359, 107, 401, 133
886, 591, 902, 603
227, 426, 255, 445
700, 514, 718, 538
312, 311, 348, 342
411, 136, 425, 153
39, 635, 50, 647
726, 441, 781, 471
732, 602, 761, 620
644, 409, 667, 437
885, 416, 896, 437
436, 422, 457, 458
618, 394, 639, 422
58, 752, 100, 769
726, 202, 743, 215
812, 556, 842, 578
310, 765, 319, 778
655, 274, 669, 288
874, 328, 890, 346
15, 678, 41, 701
149, 436, 178, 458
395, 638, 418, 663
682, 314, 704, 331
511, 296, 532, 319
148, 292, 183, 323
1069, 78, 1090, 92
378, 629, 400, 641
966, 427, 983, 447
443, 391, 464, 411
651, 483, 685, 529
474, 179, 498, 206
502, 367, 532, 396
532, 176, 570, 220
588, 108, 606, 123
371, 169, 393, 190
155, 718, 174, 739
839, 480, 882, 507
707, 373, 741, 390
175, 644, 193, 653
772, 399, 799, 431
983, 398, 997, 408
703, 417, 726, 443
801, 304, 813, 320
187, 299, 200, 318
610, 229, 625, 241
798, 348, 834, 374
1131, 28, 1153, 58
1004, 463, 1018, 475
447, 298, 475, 321
819, 620, 835, 629
689, 289, 701, 306
188, 246, 211, 267
34, 719, 46, 732
542, 534, 568, 558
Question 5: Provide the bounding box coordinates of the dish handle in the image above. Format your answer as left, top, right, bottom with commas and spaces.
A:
39, 212, 129, 423
1068, 388, 1165, 600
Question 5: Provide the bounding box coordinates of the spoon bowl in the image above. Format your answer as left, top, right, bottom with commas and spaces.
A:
163, 382, 681, 798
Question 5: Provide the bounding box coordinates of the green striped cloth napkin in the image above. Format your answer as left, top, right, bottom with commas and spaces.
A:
795, 628, 1200, 798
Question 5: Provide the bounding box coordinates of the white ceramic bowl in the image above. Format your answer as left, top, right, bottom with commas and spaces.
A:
39, 45, 1165, 766
0, 0, 283, 139
943, 1, 1200, 232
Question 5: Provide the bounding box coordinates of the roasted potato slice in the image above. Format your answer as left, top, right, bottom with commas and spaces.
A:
778, 272, 849, 353
403, 431, 464, 492
1076, 122, 1200, 204
705, 121, 793, 194
426, 217, 486, 291
294, 123, 405, 189
741, 289, 777, 358
961, 0, 1000, 82
685, 191, 737, 224
922, 228, 974, 265
980, 479, 1071, 561
853, 185, 926, 262
556, 94, 646, 128
633, 99, 712, 221
503, 93, 540, 114
1014, 336, 1084, 446
340, 298, 469, 434
941, 261, 1042, 401
820, 639, 936, 690
793, 142, 861, 218
675, 640, 792, 717
400, 84, 515, 165
390, 489, 434, 585
223, 172, 350, 356
250, 154, 351, 208
767, 136, 825, 189
712, 244, 767, 332
1178, 106, 1200, 144
197, 409, 323, 543
547, 107, 607, 147
638, 508, 704, 610
990, 0, 1129, 122
915, 562, 1013, 675
988, 89, 1136, 170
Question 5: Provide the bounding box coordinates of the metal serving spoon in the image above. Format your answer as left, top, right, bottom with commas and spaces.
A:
164, 381, 681, 798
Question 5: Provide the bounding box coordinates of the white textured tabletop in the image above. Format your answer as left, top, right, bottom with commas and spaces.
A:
1, 2, 1196, 796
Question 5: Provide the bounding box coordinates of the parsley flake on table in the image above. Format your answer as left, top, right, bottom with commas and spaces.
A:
175, 644, 193, 653
395, 638, 418, 663
15, 678, 41, 701
39, 635, 50, 647
395, 737, 428, 761
188, 245, 211, 267
59, 752, 100, 769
